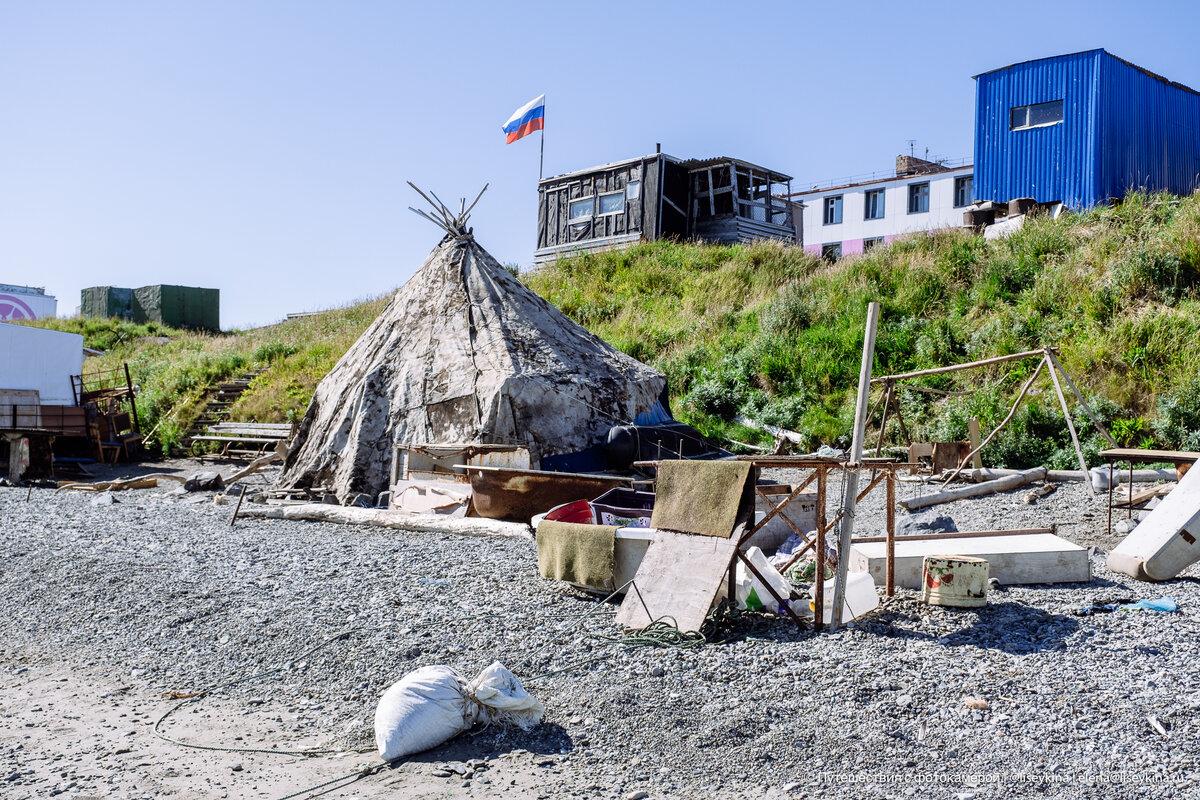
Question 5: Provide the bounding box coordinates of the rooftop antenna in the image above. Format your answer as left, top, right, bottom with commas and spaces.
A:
406, 182, 489, 237
907, 139, 916, 157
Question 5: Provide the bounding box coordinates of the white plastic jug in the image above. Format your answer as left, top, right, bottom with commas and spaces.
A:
735, 546, 799, 613
811, 571, 879, 625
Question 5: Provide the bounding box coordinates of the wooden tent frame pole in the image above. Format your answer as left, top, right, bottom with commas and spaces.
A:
871, 348, 1045, 384
939, 356, 1046, 487
875, 380, 894, 457
1046, 352, 1092, 489
1044, 349, 1117, 448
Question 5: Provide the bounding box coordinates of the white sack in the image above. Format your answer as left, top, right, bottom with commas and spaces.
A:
374, 662, 543, 761
374, 666, 474, 761
468, 661, 544, 730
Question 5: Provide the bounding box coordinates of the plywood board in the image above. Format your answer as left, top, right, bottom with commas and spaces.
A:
615, 530, 737, 633
849, 533, 1090, 589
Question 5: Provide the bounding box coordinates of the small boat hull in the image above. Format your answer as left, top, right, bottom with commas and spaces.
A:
463, 466, 630, 523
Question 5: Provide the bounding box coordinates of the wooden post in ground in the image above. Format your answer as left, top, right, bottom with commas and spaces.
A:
968, 418, 983, 469
830, 301, 880, 631
885, 470, 896, 596
813, 466, 827, 631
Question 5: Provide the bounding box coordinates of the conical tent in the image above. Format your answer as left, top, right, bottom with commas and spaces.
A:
280, 213, 666, 501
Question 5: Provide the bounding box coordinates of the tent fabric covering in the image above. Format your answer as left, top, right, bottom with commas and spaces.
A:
280, 231, 666, 500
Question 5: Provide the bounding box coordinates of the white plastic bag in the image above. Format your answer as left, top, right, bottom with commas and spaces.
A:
374, 662, 543, 760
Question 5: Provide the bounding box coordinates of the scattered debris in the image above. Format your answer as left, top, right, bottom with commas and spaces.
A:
1121, 597, 1179, 613
1022, 483, 1058, 504
182, 471, 225, 493
1074, 596, 1179, 615
58, 474, 182, 493
1147, 715, 1170, 737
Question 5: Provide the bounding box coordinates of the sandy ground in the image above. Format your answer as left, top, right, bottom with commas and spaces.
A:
1, 657, 557, 799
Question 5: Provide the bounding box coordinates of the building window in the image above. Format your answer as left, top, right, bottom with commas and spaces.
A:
863, 237, 884, 252
1010, 99, 1064, 131
625, 180, 640, 200
598, 191, 625, 215
823, 195, 843, 225
954, 175, 973, 208
864, 189, 885, 220
569, 196, 594, 222
908, 182, 929, 214
821, 242, 842, 262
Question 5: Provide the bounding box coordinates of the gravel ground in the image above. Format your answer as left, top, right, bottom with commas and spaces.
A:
2, 465, 1199, 799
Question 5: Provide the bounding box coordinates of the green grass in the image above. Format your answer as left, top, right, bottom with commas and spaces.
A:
22, 191, 1200, 465
25, 296, 388, 455
525, 191, 1200, 466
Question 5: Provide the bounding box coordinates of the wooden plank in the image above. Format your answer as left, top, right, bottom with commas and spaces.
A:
210, 422, 292, 430
1117, 482, 1177, 508
615, 531, 737, 633
968, 418, 983, 469
1099, 448, 1200, 464
190, 435, 284, 444
852, 526, 1055, 544
206, 427, 290, 437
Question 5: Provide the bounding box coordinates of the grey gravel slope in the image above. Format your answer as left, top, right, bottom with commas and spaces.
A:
2, 480, 1198, 799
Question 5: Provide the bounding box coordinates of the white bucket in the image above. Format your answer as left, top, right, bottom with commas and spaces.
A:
922, 555, 989, 607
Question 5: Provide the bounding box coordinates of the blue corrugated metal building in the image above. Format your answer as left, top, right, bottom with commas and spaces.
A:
974, 49, 1200, 208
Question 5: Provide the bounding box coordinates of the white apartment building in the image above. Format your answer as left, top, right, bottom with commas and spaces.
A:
790, 156, 974, 260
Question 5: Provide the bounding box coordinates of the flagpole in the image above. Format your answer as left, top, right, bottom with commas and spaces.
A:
538, 98, 545, 182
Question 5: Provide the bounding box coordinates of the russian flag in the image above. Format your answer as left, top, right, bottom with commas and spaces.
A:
502, 94, 545, 144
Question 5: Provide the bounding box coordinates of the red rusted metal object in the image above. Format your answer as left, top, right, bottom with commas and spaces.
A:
460, 465, 631, 523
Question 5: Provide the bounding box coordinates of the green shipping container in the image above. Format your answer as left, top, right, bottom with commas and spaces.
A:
132, 285, 220, 331
80, 286, 134, 319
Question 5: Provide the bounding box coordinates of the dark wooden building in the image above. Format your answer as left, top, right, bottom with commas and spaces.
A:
534, 152, 799, 265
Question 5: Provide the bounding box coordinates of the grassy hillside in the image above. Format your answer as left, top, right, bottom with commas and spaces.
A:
25, 191, 1200, 466
525, 192, 1200, 468
27, 297, 387, 454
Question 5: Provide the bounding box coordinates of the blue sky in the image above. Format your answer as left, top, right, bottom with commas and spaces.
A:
3, 0, 1198, 327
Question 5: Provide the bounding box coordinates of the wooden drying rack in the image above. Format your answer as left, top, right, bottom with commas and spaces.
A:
635, 456, 902, 631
